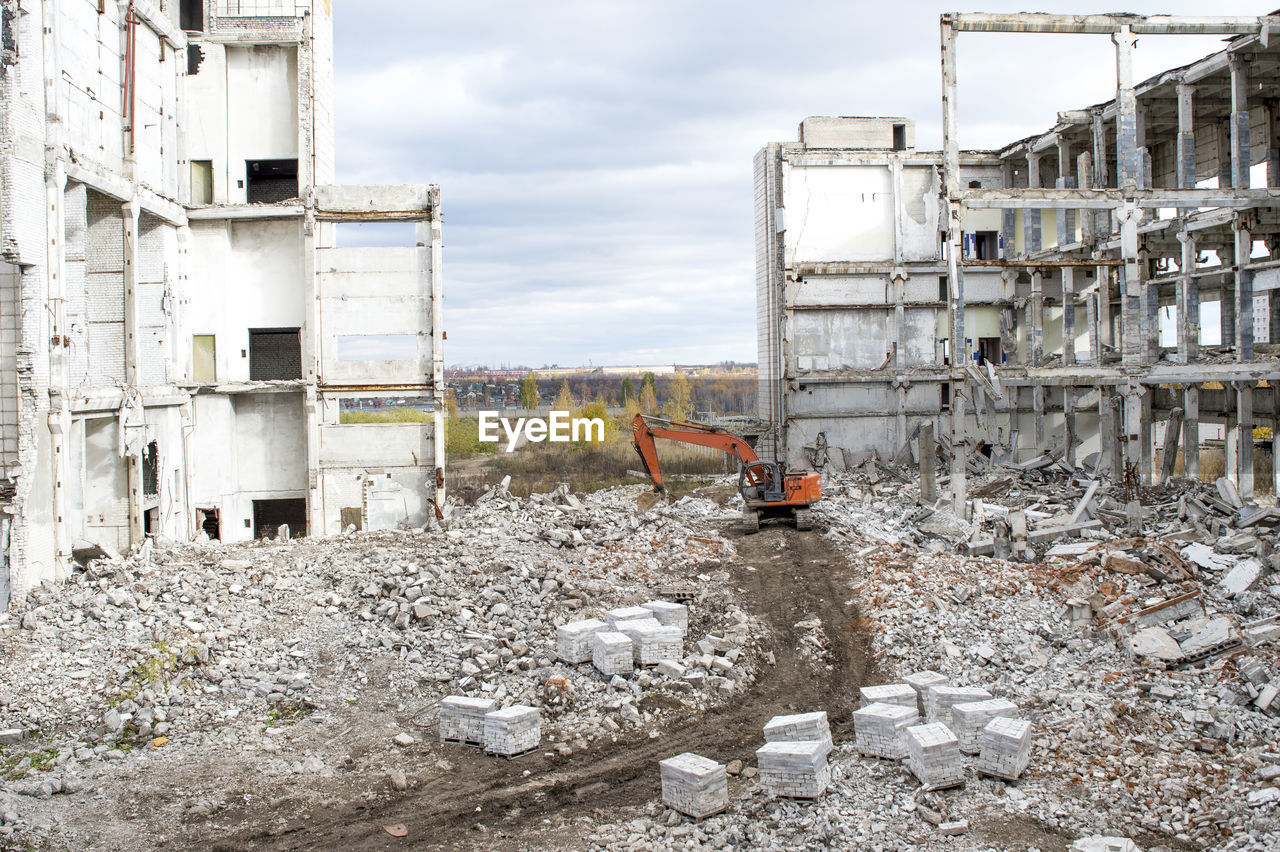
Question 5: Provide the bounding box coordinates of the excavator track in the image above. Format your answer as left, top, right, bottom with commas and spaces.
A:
793, 508, 813, 531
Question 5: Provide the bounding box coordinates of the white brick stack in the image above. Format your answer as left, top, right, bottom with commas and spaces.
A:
762, 711, 832, 756
906, 722, 966, 790
483, 705, 541, 757
951, 698, 1020, 754
643, 600, 689, 633
852, 701, 919, 759
604, 605, 654, 628
976, 716, 1033, 780
438, 696, 496, 745
593, 630, 634, 675
859, 683, 918, 710
925, 685, 992, 727
659, 752, 728, 818
615, 617, 683, 665
756, 740, 831, 799
556, 618, 607, 664
904, 670, 948, 716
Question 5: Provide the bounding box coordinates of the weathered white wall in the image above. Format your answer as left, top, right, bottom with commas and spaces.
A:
791, 309, 936, 371
185, 43, 298, 204
784, 165, 894, 263
189, 392, 306, 542
185, 219, 304, 381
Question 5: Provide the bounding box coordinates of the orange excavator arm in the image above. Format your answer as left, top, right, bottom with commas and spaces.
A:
630, 414, 759, 495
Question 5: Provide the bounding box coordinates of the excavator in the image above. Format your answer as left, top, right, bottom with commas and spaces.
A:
630, 414, 822, 533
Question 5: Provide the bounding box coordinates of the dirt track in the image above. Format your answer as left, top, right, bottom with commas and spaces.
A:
200, 524, 877, 851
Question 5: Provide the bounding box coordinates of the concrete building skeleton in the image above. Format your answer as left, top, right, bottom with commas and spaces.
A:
0, 0, 444, 608
757, 11, 1280, 512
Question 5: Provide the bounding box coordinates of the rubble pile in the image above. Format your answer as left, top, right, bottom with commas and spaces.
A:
0, 482, 765, 846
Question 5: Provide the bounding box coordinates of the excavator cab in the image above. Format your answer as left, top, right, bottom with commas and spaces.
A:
740, 461, 785, 503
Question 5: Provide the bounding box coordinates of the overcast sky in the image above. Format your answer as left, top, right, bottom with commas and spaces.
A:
332, 1, 1266, 369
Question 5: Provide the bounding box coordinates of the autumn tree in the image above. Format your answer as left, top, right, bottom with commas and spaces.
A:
639, 382, 658, 416
519, 372, 539, 409
553, 379, 574, 413
662, 372, 693, 422
444, 388, 459, 418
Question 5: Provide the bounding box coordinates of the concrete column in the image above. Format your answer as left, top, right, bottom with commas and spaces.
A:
1056, 136, 1075, 246
1113, 26, 1140, 189
1176, 229, 1199, 363
46, 164, 70, 565
1029, 269, 1043, 364
122, 200, 144, 547
1225, 389, 1238, 488
1142, 248, 1159, 362
1268, 97, 1280, 187
1237, 382, 1255, 499
302, 208, 323, 537
1098, 265, 1113, 350
1033, 384, 1045, 452
1025, 152, 1042, 254
1229, 54, 1252, 190
1062, 266, 1076, 365
920, 421, 937, 504
1221, 282, 1237, 349
1272, 384, 1280, 495
1063, 387, 1076, 466
1139, 388, 1153, 486
892, 270, 907, 369
1087, 292, 1100, 364
1219, 121, 1233, 189
1158, 406, 1184, 485
426, 196, 447, 509
1077, 151, 1095, 246
1184, 384, 1200, 480
1122, 384, 1143, 482
1001, 161, 1017, 257
1235, 216, 1255, 362
1176, 82, 1196, 217
1091, 109, 1110, 237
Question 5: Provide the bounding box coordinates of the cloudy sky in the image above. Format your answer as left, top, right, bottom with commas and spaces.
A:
332, 1, 1264, 369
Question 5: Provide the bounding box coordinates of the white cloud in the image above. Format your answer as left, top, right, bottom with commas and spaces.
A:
332, 0, 1266, 367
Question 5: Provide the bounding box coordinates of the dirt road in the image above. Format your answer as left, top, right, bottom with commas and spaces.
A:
202, 524, 877, 851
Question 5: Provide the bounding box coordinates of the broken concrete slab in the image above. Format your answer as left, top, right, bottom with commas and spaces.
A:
1128, 627, 1185, 662
1221, 558, 1264, 597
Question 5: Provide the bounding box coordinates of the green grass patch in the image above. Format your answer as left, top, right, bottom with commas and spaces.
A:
263, 701, 313, 728
339, 407, 433, 424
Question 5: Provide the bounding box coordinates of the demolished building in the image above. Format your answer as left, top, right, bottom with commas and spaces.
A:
757, 12, 1280, 512
0, 0, 444, 609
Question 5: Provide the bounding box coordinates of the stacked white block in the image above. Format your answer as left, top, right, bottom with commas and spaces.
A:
593, 631, 634, 675
904, 670, 948, 716
613, 617, 683, 665
859, 683, 918, 710
906, 723, 966, 789
642, 600, 689, 633
756, 740, 831, 799
659, 752, 728, 818
604, 605, 654, 628
762, 711, 833, 757
951, 698, 1019, 754
925, 685, 992, 727
439, 696, 496, 745
852, 701, 919, 759
556, 618, 607, 664
976, 716, 1033, 780
483, 705, 541, 756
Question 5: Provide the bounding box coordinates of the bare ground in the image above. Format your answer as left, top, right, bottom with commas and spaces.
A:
166, 524, 879, 851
